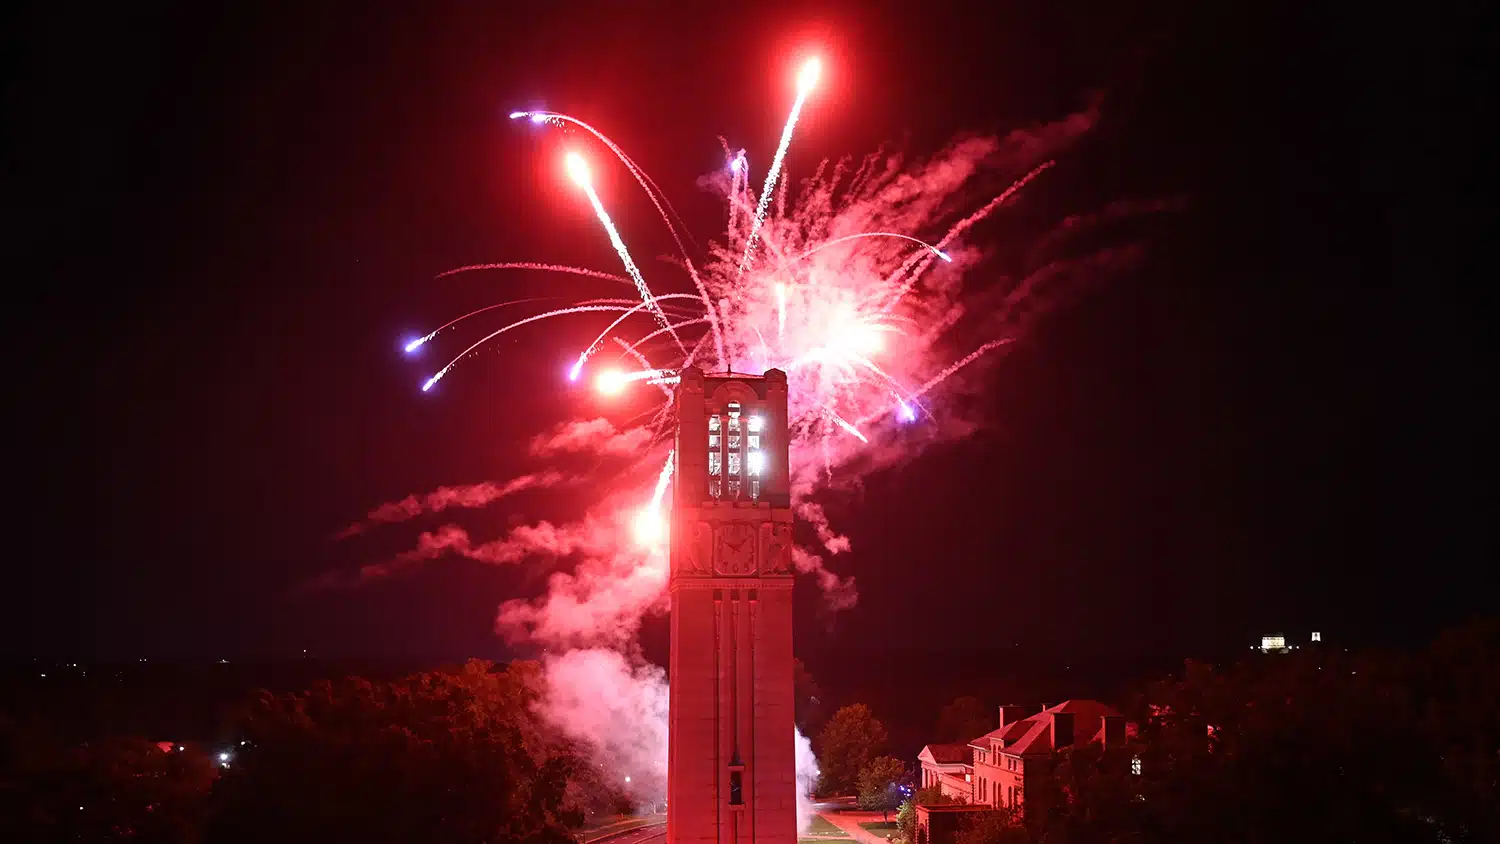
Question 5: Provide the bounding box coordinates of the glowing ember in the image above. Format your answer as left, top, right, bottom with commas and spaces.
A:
632, 507, 664, 547
796, 57, 822, 94
595, 368, 627, 396
897, 399, 917, 423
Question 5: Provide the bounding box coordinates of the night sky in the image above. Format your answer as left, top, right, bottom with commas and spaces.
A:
6, 1, 1491, 665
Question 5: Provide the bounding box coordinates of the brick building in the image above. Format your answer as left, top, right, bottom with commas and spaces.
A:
967, 700, 1127, 814
918, 700, 1130, 823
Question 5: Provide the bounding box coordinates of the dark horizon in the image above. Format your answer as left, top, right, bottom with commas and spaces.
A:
6, 1, 1492, 664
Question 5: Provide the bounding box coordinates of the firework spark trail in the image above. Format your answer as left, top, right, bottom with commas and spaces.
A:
719, 138, 748, 242
612, 336, 658, 371
434, 262, 632, 285
650, 453, 673, 505
595, 368, 672, 398
737, 58, 821, 279
514, 111, 695, 250
612, 339, 671, 403
571, 293, 707, 381
786, 231, 951, 268
422, 304, 642, 391
525, 111, 726, 369
907, 339, 1014, 402
882, 160, 1056, 313
564, 154, 685, 358
825, 409, 869, 444
403, 297, 555, 352
618, 318, 712, 361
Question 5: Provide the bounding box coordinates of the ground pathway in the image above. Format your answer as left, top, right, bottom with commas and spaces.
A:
813, 806, 901, 844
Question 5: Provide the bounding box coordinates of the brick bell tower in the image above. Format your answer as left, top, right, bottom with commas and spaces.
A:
668, 366, 795, 844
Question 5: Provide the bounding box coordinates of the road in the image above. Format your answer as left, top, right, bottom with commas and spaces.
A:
589, 822, 666, 844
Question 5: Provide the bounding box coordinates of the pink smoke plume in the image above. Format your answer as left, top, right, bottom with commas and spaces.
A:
335, 471, 564, 538
530, 417, 654, 457
493, 509, 668, 650
354, 509, 630, 583
538, 649, 669, 802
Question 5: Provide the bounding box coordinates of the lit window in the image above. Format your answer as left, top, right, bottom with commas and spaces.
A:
748, 452, 764, 477
1131, 756, 1141, 776
748, 415, 763, 432
728, 479, 741, 498
750, 479, 760, 498
708, 416, 723, 498
748, 434, 759, 449
728, 416, 740, 432
728, 434, 741, 452
728, 452, 741, 476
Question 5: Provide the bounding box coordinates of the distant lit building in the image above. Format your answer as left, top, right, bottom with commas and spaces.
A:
1310, 631, 1321, 642
1259, 634, 1290, 653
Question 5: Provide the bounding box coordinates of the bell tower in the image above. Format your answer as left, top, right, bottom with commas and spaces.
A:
668, 366, 795, 844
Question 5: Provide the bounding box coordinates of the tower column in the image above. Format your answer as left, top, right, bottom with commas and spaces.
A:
669, 367, 795, 844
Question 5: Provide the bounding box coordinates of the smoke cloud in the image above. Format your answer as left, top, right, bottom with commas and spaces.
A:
795, 728, 820, 833
335, 471, 564, 538
530, 417, 654, 457
539, 648, 669, 805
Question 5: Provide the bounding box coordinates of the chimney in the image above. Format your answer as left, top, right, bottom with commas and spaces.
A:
1049, 711, 1075, 750
1101, 715, 1125, 747
998, 704, 1030, 732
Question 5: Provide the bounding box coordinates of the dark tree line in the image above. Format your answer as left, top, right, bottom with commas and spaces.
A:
1, 660, 628, 844
953, 620, 1499, 844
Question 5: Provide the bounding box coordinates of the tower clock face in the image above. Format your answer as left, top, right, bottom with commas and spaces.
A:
715, 523, 758, 575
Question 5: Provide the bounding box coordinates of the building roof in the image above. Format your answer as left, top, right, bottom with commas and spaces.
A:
970, 700, 1126, 757
918, 742, 973, 766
